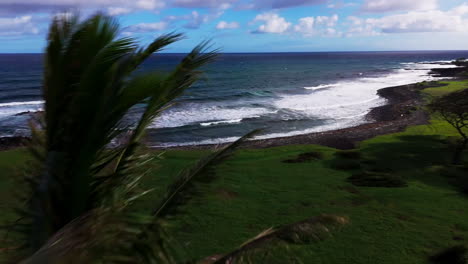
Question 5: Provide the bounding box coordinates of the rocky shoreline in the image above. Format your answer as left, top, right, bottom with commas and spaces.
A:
151, 66, 466, 151
0, 136, 29, 151
1, 66, 466, 151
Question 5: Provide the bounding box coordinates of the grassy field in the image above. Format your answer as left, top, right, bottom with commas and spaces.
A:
1, 80, 467, 263
423, 80, 468, 97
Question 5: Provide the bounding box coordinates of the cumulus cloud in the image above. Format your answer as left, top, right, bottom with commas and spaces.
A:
251, 12, 341, 36
347, 4, 468, 36
107, 7, 133, 16
216, 20, 239, 29
252, 12, 291, 33
0, 15, 40, 36
125, 21, 168, 33
165, 9, 224, 29
294, 14, 339, 36
361, 0, 438, 13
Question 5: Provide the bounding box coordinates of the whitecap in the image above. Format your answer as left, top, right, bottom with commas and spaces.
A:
150, 105, 276, 129
200, 119, 243, 127
304, 84, 335, 90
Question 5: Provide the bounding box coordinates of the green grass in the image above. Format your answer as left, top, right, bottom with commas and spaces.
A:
423, 80, 468, 97
1, 81, 468, 263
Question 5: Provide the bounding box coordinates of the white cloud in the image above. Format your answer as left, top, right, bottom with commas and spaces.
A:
452, 3, 468, 16
361, 0, 438, 13
294, 17, 315, 33
216, 20, 239, 29
0, 15, 39, 36
316, 14, 338, 27
107, 7, 133, 16
184, 10, 213, 29
165, 9, 224, 29
294, 15, 339, 36
253, 13, 291, 33
347, 4, 468, 36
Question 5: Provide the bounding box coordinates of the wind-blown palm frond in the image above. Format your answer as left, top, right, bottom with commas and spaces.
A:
91, 42, 218, 208
131, 32, 185, 69
210, 215, 349, 264
20, 208, 180, 264
132, 41, 219, 143
5, 12, 218, 259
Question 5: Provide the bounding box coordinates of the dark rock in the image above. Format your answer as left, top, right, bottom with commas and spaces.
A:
0, 136, 29, 151
347, 171, 407, 188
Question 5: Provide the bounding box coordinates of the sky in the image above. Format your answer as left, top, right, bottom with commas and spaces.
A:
1, 0, 468, 52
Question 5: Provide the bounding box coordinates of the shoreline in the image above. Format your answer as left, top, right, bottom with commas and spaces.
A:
151, 82, 438, 151
1, 66, 466, 151
150, 66, 466, 151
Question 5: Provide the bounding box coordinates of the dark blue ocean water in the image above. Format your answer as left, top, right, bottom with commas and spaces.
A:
1, 51, 467, 146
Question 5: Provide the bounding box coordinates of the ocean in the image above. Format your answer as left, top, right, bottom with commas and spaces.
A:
0, 51, 467, 146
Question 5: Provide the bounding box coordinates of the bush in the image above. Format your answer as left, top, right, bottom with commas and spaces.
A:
429, 245, 468, 264
282, 151, 324, 163
361, 159, 377, 165
334, 150, 361, 160
329, 159, 361, 171
436, 165, 468, 193
347, 171, 407, 188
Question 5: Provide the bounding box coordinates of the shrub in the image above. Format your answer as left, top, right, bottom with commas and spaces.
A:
282, 151, 324, 163
429, 245, 468, 264
347, 171, 407, 188
329, 159, 361, 171
334, 150, 361, 160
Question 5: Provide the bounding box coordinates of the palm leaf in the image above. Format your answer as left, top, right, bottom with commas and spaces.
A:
5, 13, 213, 259
210, 215, 349, 264
131, 32, 185, 69
90, 42, 218, 208
20, 208, 183, 264
131, 40, 219, 144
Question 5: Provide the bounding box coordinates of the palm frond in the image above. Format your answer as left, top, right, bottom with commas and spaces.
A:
5, 13, 200, 258
90, 42, 218, 208
210, 215, 349, 264
132, 40, 219, 144
20, 208, 183, 264
132, 32, 185, 69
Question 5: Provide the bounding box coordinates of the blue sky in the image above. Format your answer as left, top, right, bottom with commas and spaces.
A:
1, 0, 468, 52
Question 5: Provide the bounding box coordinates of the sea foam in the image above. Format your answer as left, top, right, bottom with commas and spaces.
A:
153, 60, 458, 146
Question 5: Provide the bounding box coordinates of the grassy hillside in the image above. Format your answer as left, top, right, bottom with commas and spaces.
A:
1, 80, 467, 263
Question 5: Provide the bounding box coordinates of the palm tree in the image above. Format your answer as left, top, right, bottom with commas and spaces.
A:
4, 13, 347, 263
